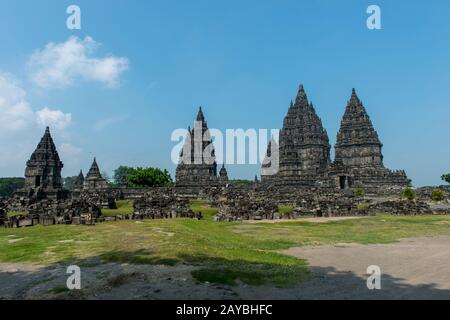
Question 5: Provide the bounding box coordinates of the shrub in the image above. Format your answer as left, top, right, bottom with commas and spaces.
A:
431, 189, 445, 202
354, 188, 365, 197
402, 188, 416, 201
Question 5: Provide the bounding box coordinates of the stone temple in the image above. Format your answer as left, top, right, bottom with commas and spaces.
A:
175, 107, 227, 187
262, 85, 410, 191
84, 158, 109, 190
17, 127, 66, 200
329, 88, 409, 190
276, 85, 331, 186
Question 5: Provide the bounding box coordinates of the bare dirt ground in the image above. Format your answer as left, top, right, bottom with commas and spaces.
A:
277, 235, 450, 299
1, 236, 449, 300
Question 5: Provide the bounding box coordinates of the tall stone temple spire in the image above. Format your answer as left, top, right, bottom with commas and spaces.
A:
335, 88, 383, 167
331, 88, 410, 190
175, 107, 219, 187
277, 85, 330, 185
84, 158, 109, 190
21, 126, 64, 199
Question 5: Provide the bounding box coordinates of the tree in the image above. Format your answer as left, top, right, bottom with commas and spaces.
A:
402, 187, 416, 201
63, 176, 78, 191
113, 166, 134, 186
0, 178, 25, 197
127, 167, 173, 188
442, 174, 450, 184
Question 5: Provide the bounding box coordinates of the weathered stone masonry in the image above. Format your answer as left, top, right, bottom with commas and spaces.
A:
261, 86, 410, 191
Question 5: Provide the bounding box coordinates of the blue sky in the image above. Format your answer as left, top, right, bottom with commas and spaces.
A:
0, 0, 449, 186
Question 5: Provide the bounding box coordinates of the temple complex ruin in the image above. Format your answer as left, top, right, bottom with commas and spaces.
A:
3, 84, 442, 229
261, 86, 410, 191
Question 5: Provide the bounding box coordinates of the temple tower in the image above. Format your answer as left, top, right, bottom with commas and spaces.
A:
331, 89, 410, 190
175, 107, 218, 187
84, 158, 109, 190
335, 89, 383, 168
277, 85, 331, 185
22, 127, 64, 199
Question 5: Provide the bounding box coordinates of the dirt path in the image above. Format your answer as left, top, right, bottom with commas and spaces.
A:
277, 236, 450, 299
1, 236, 449, 300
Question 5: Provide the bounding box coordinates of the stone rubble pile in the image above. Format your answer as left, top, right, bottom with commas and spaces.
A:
77, 190, 118, 209
1, 198, 101, 228
133, 190, 201, 220
368, 200, 433, 215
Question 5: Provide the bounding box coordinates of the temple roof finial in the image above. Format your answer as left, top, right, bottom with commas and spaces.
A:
196, 106, 205, 122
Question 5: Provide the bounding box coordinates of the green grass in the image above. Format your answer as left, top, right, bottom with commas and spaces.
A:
1, 200, 450, 288
102, 200, 134, 217
190, 199, 219, 218
7, 211, 27, 217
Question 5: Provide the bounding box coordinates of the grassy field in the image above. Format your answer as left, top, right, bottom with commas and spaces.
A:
102, 200, 134, 216
1, 200, 450, 287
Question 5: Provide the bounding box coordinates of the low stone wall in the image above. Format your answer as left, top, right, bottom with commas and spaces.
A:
368, 200, 433, 215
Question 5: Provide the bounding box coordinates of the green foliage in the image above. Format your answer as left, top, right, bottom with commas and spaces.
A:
442, 174, 450, 184
0, 178, 25, 197
230, 180, 254, 188
113, 166, 134, 187
402, 187, 416, 201
63, 176, 78, 191
432, 189, 445, 202
354, 187, 365, 197
127, 167, 173, 188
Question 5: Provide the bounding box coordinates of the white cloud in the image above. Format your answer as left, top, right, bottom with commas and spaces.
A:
0, 72, 76, 174
29, 36, 129, 88
0, 73, 34, 131
36, 107, 72, 130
